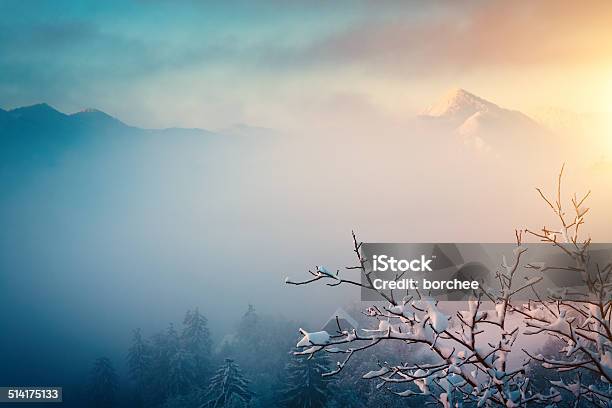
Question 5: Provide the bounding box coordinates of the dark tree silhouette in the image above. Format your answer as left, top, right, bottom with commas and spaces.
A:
167, 348, 197, 396
204, 358, 254, 408
234, 305, 264, 374
236, 305, 258, 346
182, 308, 213, 383
89, 357, 119, 408
281, 351, 334, 408
147, 323, 181, 402
127, 328, 150, 388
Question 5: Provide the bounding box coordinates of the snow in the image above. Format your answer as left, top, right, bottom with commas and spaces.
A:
395, 389, 418, 397
420, 87, 542, 154
420, 88, 498, 123
546, 310, 569, 332
423, 299, 449, 333
377, 320, 392, 332
295, 345, 323, 355
345, 330, 357, 342
495, 302, 506, 324
316, 265, 334, 277
523, 304, 546, 320
296, 329, 331, 347
550, 379, 580, 397
363, 319, 394, 334
362, 367, 390, 379
388, 305, 404, 315
413, 369, 432, 394
458, 111, 486, 137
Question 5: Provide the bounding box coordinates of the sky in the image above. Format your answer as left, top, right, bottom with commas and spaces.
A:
2, 0, 612, 389
2, 1, 612, 130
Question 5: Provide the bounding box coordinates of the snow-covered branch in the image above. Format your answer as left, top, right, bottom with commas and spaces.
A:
287, 166, 611, 407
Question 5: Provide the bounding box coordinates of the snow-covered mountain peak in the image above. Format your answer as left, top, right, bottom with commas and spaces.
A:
420, 88, 500, 122
418, 88, 545, 154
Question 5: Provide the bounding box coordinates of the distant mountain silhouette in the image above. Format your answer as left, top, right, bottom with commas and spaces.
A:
420, 88, 540, 131
1, 103, 128, 139
420, 88, 499, 123
0, 103, 275, 185
9, 103, 67, 122
419, 88, 548, 154
69, 108, 129, 131
0, 103, 274, 139
1, 103, 168, 134
0, 103, 230, 188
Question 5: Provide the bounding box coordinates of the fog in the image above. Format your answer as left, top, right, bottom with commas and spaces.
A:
1, 111, 611, 392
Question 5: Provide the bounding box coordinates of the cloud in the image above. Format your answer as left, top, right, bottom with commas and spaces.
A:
281, 2, 612, 76
2, 1, 611, 125
0, 21, 140, 105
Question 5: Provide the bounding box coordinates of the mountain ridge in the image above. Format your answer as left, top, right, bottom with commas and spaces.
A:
0, 103, 209, 135
420, 88, 501, 121
8, 103, 68, 122
418, 88, 548, 153
420, 88, 537, 125
420, 88, 542, 133
69, 108, 129, 130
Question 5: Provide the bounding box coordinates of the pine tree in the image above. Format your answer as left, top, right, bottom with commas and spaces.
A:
232, 305, 297, 406
204, 358, 254, 408
127, 328, 150, 387
182, 308, 212, 383
89, 357, 119, 408
168, 348, 197, 396
235, 305, 263, 373
148, 323, 181, 402
165, 323, 180, 356
281, 352, 334, 408
237, 305, 258, 340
